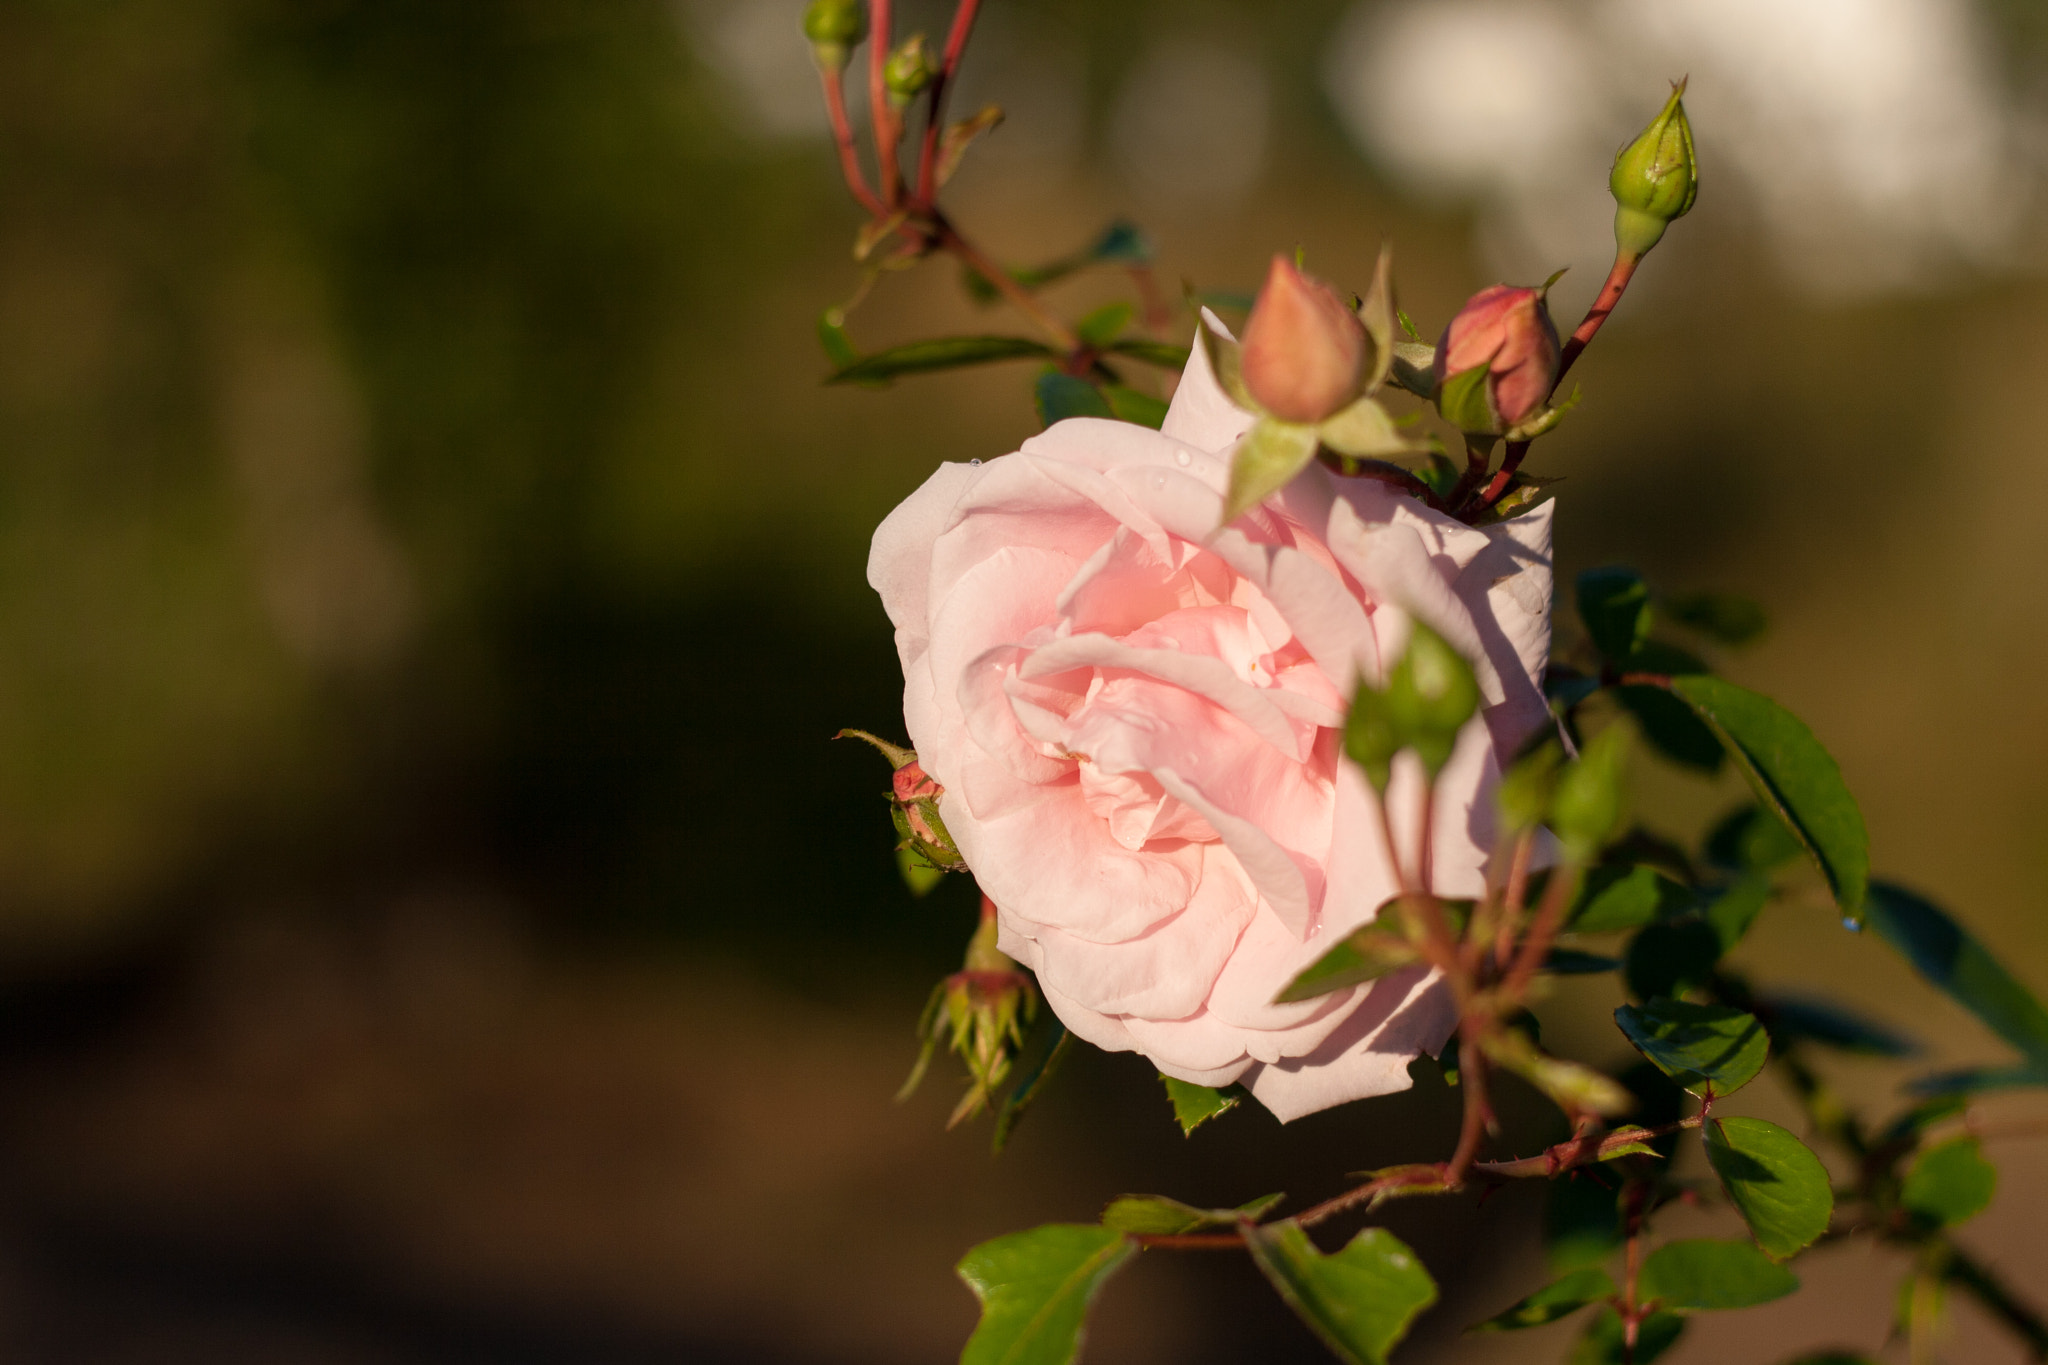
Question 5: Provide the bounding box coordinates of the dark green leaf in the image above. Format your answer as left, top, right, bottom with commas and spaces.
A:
1545, 948, 1623, 975
1100, 1192, 1284, 1236
1545, 1175, 1623, 1272
1704, 876, 1771, 952
1034, 370, 1113, 426
1085, 219, 1153, 264
1864, 881, 2048, 1069
1545, 664, 1601, 711
1704, 1116, 1834, 1259
1570, 864, 1691, 934
1104, 338, 1190, 370
1900, 1137, 1996, 1227
1664, 591, 1768, 646
1758, 994, 1916, 1057
1577, 566, 1654, 664
829, 335, 1056, 385
1274, 923, 1420, 1003
1617, 684, 1725, 773
1638, 1238, 1799, 1311
1569, 1307, 1685, 1364
1663, 675, 1869, 920
1245, 1222, 1437, 1365
1075, 302, 1133, 347
1470, 1266, 1615, 1331
1907, 1063, 2048, 1095
957, 1224, 1136, 1365
1615, 999, 1768, 1098
1101, 385, 1168, 429
992, 1022, 1072, 1154
1161, 1075, 1240, 1135
1625, 919, 1723, 1001
1705, 803, 1805, 873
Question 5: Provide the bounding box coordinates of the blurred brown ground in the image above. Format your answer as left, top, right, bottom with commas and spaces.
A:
0, 1, 2041, 1361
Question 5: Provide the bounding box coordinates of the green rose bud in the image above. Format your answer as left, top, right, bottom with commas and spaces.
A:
883, 33, 937, 106
1609, 80, 1699, 257
803, 0, 868, 70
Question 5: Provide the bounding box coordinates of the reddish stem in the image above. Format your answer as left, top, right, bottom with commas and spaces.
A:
1555, 250, 1641, 387
1444, 1037, 1492, 1183
868, 0, 901, 204
818, 65, 883, 215
1499, 857, 1577, 1005
914, 0, 983, 202
931, 215, 1078, 351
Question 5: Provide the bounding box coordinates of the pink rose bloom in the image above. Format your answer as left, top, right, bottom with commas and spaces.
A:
868, 321, 1555, 1121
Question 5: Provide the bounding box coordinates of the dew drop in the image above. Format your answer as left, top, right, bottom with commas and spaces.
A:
1174, 449, 1191, 467
969, 458, 982, 466
1841, 916, 1863, 932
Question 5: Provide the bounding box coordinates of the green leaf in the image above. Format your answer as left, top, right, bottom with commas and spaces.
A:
1470, 1266, 1616, 1331
1545, 1175, 1623, 1272
1705, 804, 1805, 873
1161, 1074, 1240, 1135
1075, 301, 1133, 347
1616, 684, 1725, 774
1486, 1027, 1635, 1116
1274, 922, 1421, 1003
1569, 864, 1692, 934
829, 335, 1057, 385
1104, 338, 1190, 370
1615, 999, 1768, 1098
1703, 875, 1771, 953
1552, 725, 1632, 861
1034, 370, 1114, 426
1101, 385, 1168, 430
957, 1225, 1136, 1365
1223, 419, 1319, 524
1577, 566, 1654, 664
1356, 245, 1397, 394
818, 309, 860, 368
1758, 994, 1915, 1057
1085, 219, 1154, 264
1863, 881, 2048, 1069
1245, 1222, 1438, 1365
1624, 919, 1722, 1001
1900, 1136, 1997, 1227
1100, 1192, 1284, 1236
1569, 1307, 1685, 1364
1663, 675, 1869, 921
1704, 1116, 1834, 1259
992, 1022, 1072, 1155
1318, 395, 1420, 459
1638, 1238, 1799, 1311
1664, 591, 1768, 646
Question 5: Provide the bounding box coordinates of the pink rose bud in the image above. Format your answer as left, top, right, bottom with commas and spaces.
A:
1238, 254, 1369, 424
892, 759, 948, 846
892, 759, 941, 805
1433, 284, 1562, 432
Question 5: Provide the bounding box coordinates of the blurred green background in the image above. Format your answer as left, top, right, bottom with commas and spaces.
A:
0, 0, 2043, 1360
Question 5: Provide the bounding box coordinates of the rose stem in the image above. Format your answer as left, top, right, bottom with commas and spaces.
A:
1444, 437, 1493, 512
868, 0, 901, 205
1499, 856, 1578, 1005
1620, 1179, 1650, 1364
931, 214, 1079, 351
914, 0, 983, 203
818, 64, 883, 215
1443, 1036, 1493, 1183
1492, 828, 1536, 970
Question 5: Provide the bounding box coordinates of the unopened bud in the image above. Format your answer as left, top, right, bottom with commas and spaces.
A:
1239, 254, 1369, 424
1432, 284, 1561, 434
899, 897, 1039, 1128
1609, 80, 1699, 256
803, 0, 868, 70
883, 33, 937, 106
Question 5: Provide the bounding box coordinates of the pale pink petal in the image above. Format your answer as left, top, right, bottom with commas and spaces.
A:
1241, 966, 1458, 1122
1160, 310, 1256, 454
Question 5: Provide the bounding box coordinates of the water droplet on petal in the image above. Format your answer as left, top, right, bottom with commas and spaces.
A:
969, 458, 982, 466
1174, 449, 1191, 467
